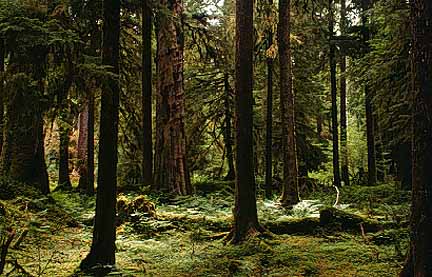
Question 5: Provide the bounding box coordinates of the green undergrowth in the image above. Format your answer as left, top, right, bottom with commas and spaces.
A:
0, 181, 409, 276
307, 183, 410, 220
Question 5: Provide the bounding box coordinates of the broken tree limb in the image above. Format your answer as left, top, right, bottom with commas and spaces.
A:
0, 229, 15, 274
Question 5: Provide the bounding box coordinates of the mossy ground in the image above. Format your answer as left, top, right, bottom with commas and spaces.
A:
0, 183, 408, 276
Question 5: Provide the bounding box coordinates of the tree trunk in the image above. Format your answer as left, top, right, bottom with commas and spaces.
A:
340, 0, 349, 186
0, 74, 49, 194
77, 104, 89, 188
142, 0, 153, 186
329, 0, 341, 188
0, 39, 4, 154
87, 91, 95, 193
154, 0, 191, 195
362, 0, 377, 186
58, 123, 72, 189
400, 0, 432, 275
80, 0, 120, 270
77, 94, 95, 195
228, 0, 265, 244
317, 114, 323, 139
223, 73, 235, 181
264, 0, 274, 199
279, 0, 300, 206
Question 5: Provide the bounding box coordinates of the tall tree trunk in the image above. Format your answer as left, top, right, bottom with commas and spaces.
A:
56, 55, 74, 191
227, 0, 265, 244
80, 0, 120, 270
329, 0, 341, 188
36, 120, 49, 195
77, 93, 95, 195
0, 75, 49, 194
362, 0, 377, 186
279, 0, 300, 206
264, 0, 274, 199
0, 39, 4, 154
78, 26, 98, 195
142, 0, 153, 186
400, 0, 432, 275
223, 73, 235, 181
87, 91, 95, 193
77, 103, 89, 190
58, 123, 72, 189
154, 0, 191, 195
340, 0, 349, 186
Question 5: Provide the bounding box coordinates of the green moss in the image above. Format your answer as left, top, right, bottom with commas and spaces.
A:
0, 183, 408, 276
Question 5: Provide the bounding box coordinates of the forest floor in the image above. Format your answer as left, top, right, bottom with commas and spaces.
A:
0, 181, 409, 276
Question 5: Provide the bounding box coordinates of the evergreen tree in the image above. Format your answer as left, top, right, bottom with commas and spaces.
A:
279, 0, 300, 206
80, 0, 121, 270
154, 0, 191, 194
227, 0, 266, 243
142, 0, 153, 186
401, 0, 432, 274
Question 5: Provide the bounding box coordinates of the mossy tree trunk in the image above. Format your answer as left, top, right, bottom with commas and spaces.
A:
362, 0, 377, 186
329, 0, 341, 189
400, 0, 432, 275
278, 0, 300, 206
80, 0, 120, 270
142, 0, 153, 186
340, 0, 349, 186
0, 39, 4, 154
154, 0, 191, 195
264, 0, 274, 199
0, 72, 49, 194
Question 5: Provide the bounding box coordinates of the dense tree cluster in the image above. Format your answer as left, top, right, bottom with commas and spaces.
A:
0, 0, 430, 275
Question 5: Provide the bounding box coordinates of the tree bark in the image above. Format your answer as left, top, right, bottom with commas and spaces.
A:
154, 0, 191, 195
329, 0, 341, 188
0, 39, 4, 154
264, 0, 274, 199
400, 0, 432, 275
58, 123, 72, 189
142, 0, 153, 186
279, 0, 300, 206
362, 0, 377, 186
77, 93, 95, 195
77, 103, 89, 192
87, 91, 95, 193
340, 0, 349, 186
228, 0, 265, 244
0, 74, 49, 194
56, 53, 74, 191
223, 73, 235, 181
80, 0, 120, 270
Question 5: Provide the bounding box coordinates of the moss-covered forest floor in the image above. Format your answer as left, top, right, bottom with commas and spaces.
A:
0, 181, 409, 276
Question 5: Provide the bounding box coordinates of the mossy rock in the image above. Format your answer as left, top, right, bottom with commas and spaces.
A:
262, 207, 393, 236
117, 195, 157, 224
319, 207, 385, 233
265, 218, 320, 235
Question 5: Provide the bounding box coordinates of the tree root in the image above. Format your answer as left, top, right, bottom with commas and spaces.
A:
224, 223, 273, 244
